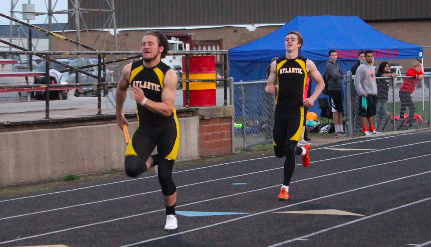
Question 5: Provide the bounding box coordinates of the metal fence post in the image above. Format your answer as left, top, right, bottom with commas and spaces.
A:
392, 76, 396, 131
240, 84, 246, 149
230, 77, 235, 153
345, 72, 353, 137
429, 75, 431, 127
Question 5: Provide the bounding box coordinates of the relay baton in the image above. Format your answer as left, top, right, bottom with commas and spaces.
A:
123, 124, 130, 144
122, 114, 130, 144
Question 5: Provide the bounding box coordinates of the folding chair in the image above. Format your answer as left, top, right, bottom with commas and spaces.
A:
318, 97, 333, 124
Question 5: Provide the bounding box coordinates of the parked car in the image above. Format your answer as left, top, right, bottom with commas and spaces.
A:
34, 59, 73, 99
34, 59, 72, 83
12, 60, 38, 72
67, 58, 114, 96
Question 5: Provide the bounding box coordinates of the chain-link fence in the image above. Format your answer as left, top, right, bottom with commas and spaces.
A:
233, 80, 274, 149
232, 73, 431, 150
345, 73, 431, 135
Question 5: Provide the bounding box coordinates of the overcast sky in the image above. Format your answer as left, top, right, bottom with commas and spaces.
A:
0, 0, 68, 25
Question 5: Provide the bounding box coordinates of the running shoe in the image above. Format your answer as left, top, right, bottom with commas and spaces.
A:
363, 131, 371, 136
298, 140, 311, 146
334, 132, 347, 138
301, 144, 310, 168
371, 130, 381, 134
278, 187, 289, 200
164, 215, 178, 230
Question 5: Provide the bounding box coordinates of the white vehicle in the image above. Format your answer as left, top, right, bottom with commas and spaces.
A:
162, 38, 186, 89
162, 38, 185, 71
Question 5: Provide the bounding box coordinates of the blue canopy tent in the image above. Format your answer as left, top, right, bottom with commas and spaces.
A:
229, 16, 423, 115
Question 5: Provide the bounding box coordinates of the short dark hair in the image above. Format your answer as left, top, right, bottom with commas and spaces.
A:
358, 50, 365, 57
287, 31, 303, 51
328, 50, 336, 56
365, 50, 374, 56
145, 30, 169, 59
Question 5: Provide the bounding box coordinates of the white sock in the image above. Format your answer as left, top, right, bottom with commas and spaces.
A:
282, 185, 289, 192
301, 147, 307, 156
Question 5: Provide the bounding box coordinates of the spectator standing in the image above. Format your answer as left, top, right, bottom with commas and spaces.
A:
375, 61, 396, 127
350, 51, 366, 130
351, 51, 366, 75
325, 50, 346, 137
354, 50, 379, 136
399, 60, 424, 126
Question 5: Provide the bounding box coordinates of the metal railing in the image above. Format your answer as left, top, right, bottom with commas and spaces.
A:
344, 73, 431, 135
232, 74, 431, 149
0, 50, 229, 120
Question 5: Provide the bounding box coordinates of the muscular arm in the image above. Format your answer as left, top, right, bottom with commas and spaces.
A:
304, 59, 325, 107
265, 61, 277, 94
115, 63, 131, 129
131, 69, 178, 117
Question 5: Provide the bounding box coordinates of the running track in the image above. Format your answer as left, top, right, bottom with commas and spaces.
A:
1, 129, 431, 247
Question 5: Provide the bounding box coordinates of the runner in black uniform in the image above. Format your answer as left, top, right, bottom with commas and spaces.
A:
116, 30, 179, 230
266, 31, 325, 200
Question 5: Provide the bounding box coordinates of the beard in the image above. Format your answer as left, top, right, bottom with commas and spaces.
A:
142, 53, 159, 63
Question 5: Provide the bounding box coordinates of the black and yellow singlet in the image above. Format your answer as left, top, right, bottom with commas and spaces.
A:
275, 56, 308, 108
129, 60, 176, 126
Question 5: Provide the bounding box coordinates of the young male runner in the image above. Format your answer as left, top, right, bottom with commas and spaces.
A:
116, 30, 180, 230
265, 31, 325, 200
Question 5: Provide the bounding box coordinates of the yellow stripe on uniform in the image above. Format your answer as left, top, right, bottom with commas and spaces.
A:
130, 65, 143, 83
165, 107, 180, 160
153, 67, 165, 89
125, 138, 138, 156
275, 60, 287, 105
295, 58, 308, 100
130, 66, 143, 128
290, 106, 304, 141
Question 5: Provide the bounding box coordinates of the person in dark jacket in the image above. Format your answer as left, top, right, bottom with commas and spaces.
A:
375, 61, 396, 127
351, 50, 366, 75
325, 50, 346, 137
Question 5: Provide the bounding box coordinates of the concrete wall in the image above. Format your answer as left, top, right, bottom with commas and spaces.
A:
0, 116, 200, 186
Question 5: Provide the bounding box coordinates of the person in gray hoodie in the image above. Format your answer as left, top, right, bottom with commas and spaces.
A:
325, 50, 346, 137
354, 50, 379, 136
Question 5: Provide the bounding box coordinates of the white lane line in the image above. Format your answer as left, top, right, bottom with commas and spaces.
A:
268, 196, 431, 247
0, 156, 271, 203
1, 168, 430, 246
120, 171, 431, 247
1, 129, 428, 203
0, 167, 283, 221
312, 129, 431, 151
323, 148, 376, 151
1, 151, 431, 222
273, 209, 364, 216
416, 240, 431, 247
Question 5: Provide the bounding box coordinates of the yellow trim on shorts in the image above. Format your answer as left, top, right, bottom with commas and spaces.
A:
291, 106, 305, 141
165, 107, 180, 160
125, 138, 137, 156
